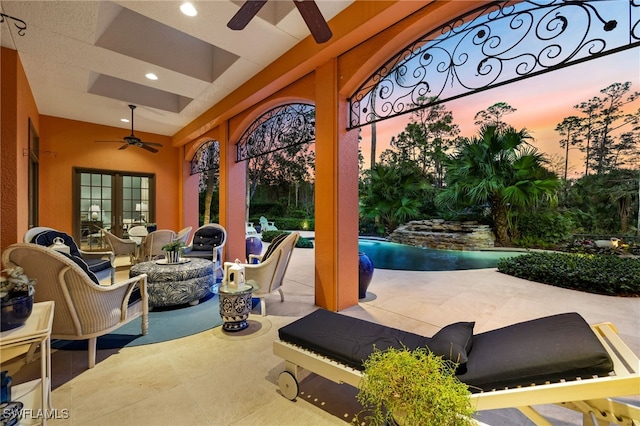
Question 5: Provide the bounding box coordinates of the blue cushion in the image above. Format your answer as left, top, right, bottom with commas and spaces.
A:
32, 230, 80, 257
191, 227, 223, 251
62, 253, 100, 284
31, 230, 100, 284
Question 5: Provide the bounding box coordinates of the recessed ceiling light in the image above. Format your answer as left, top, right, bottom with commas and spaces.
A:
145, 72, 158, 80
121, 118, 130, 123
180, 2, 197, 17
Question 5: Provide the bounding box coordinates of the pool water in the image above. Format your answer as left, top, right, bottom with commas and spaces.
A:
358, 239, 525, 271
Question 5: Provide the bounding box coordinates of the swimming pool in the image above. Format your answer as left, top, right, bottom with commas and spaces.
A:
358, 239, 525, 271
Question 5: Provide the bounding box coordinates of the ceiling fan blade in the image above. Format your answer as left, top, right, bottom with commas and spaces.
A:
228, 0, 268, 30
294, 0, 332, 43
139, 144, 159, 153
141, 141, 163, 147
118, 144, 129, 150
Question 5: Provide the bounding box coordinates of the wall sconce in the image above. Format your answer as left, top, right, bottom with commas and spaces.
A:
89, 205, 101, 220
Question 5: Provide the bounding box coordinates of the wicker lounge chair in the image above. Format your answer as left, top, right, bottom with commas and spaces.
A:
3, 243, 149, 369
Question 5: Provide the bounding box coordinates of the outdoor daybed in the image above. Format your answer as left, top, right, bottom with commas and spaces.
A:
273, 309, 640, 425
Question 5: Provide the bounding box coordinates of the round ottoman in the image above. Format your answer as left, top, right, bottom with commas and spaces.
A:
129, 258, 214, 308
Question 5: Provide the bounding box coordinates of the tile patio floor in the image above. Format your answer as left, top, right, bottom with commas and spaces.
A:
4, 237, 639, 425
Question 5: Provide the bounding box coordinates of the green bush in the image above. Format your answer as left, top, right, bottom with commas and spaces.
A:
249, 217, 315, 232
261, 230, 314, 248
514, 211, 573, 246
497, 252, 640, 296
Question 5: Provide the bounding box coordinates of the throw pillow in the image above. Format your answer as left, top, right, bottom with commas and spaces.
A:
261, 232, 289, 261
427, 321, 475, 373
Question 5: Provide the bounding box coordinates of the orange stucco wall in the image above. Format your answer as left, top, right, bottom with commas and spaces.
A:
1, 47, 39, 253
38, 116, 180, 235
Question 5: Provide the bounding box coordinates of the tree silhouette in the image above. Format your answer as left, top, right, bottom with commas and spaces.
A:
573, 82, 640, 175
473, 102, 517, 131
555, 116, 583, 180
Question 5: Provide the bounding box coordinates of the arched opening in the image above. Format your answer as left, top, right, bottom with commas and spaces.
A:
191, 139, 220, 225
235, 103, 316, 226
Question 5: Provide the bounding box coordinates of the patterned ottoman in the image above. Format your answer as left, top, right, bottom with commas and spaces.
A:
129, 258, 214, 308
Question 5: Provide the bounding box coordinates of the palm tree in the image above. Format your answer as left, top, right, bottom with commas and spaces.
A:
438, 126, 559, 245
360, 163, 428, 234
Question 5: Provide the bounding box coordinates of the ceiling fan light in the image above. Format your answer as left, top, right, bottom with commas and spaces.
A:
145, 72, 158, 80
121, 118, 130, 123
180, 2, 198, 17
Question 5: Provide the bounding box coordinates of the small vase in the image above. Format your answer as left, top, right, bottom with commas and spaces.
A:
246, 237, 263, 261
165, 250, 180, 264
358, 252, 374, 299
1, 293, 34, 331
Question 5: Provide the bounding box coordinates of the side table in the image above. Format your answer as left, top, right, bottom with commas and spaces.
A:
218, 283, 253, 332
0, 301, 54, 425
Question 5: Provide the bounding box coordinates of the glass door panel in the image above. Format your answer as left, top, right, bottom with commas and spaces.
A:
74, 169, 155, 250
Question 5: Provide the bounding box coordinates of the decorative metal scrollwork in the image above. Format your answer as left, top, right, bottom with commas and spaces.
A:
236, 103, 315, 162
349, 0, 640, 129
190, 140, 219, 175
0, 12, 27, 36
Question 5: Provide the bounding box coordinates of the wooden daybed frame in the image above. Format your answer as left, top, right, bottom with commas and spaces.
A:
273, 314, 640, 426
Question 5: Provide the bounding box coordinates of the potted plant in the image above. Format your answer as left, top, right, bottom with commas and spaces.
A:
1, 267, 36, 331
161, 241, 186, 264
355, 346, 475, 426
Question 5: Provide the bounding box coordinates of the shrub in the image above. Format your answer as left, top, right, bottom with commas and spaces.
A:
497, 252, 640, 296
356, 346, 475, 426
514, 211, 573, 246
261, 231, 314, 248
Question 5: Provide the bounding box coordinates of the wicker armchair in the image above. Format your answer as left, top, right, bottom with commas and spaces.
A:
175, 226, 193, 245
139, 229, 176, 262
183, 223, 227, 276
228, 232, 299, 316
102, 228, 138, 265
2, 243, 149, 369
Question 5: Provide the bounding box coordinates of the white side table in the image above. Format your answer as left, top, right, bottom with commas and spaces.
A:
1, 301, 54, 425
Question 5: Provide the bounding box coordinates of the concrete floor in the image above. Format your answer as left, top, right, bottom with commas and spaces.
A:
4, 238, 639, 425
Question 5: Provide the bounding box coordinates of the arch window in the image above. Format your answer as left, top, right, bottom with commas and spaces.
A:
190, 140, 220, 175
349, 0, 640, 129
236, 103, 315, 162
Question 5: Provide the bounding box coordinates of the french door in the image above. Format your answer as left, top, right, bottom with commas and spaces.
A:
73, 168, 156, 251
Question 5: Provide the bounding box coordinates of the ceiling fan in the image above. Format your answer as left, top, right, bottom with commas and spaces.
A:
228, 0, 333, 44
95, 105, 163, 153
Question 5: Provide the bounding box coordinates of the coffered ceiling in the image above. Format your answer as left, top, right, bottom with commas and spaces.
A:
0, 0, 353, 136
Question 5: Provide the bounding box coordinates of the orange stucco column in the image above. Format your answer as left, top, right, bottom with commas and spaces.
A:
181, 144, 199, 235
219, 120, 246, 264
314, 59, 359, 311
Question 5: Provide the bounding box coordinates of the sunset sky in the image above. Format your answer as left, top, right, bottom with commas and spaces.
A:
358, 48, 640, 177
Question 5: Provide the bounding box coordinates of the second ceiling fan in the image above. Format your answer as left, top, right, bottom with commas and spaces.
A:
228, 0, 333, 44
95, 105, 163, 153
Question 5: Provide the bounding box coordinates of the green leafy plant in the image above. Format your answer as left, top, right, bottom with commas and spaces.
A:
355, 347, 475, 426
513, 211, 574, 246
161, 241, 186, 252
260, 231, 314, 248
497, 252, 640, 296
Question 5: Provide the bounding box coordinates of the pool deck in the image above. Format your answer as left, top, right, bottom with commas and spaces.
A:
292, 231, 640, 424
